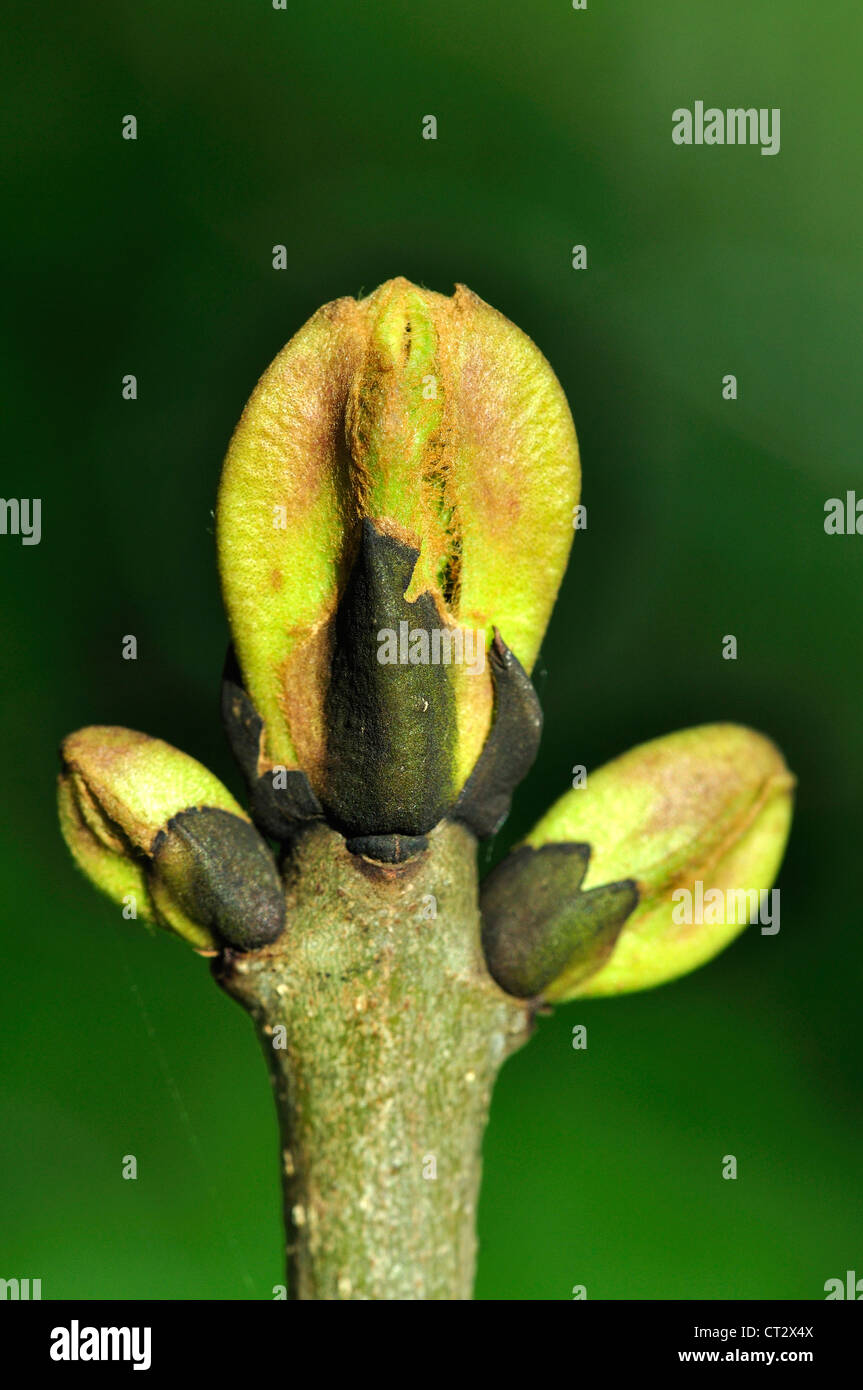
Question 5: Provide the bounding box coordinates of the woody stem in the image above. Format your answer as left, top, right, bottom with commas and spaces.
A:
216, 819, 530, 1300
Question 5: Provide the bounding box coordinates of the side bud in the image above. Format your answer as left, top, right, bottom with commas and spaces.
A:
481, 724, 794, 1000
58, 727, 285, 952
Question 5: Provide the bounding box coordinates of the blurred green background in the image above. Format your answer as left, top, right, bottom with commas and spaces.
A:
2, 0, 860, 1300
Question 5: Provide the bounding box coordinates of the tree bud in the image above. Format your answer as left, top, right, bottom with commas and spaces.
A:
216, 277, 580, 854
58, 727, 285, 951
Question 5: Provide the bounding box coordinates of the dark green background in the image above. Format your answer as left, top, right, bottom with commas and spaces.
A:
2, 0, 860, 1300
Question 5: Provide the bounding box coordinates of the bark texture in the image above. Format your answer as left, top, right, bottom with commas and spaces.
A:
217, 819, 530, 1300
